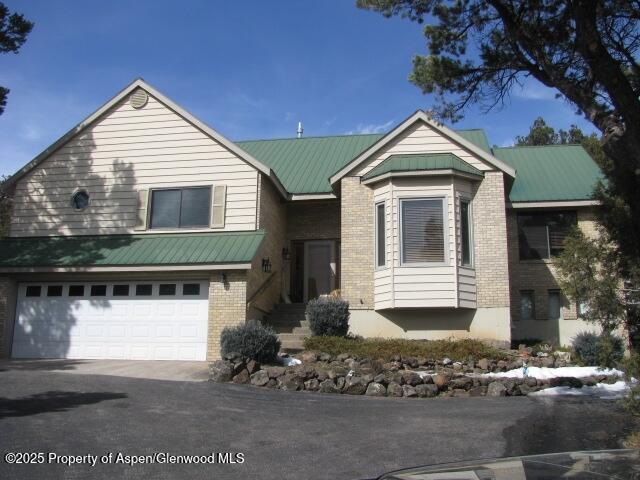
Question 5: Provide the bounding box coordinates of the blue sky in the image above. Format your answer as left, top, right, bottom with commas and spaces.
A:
0, 0, 597, 177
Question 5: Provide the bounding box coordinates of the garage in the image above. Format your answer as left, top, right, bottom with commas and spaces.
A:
11, 280, 209, 361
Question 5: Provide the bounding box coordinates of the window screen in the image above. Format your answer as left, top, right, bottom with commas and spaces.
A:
150, 187, 211, 229
548, 290, 561, 320
401, 198, 445, 264
461, 200, 472, 266
375, 202, 386, 267
520, 290, 535, 320
517, 211, 577, 259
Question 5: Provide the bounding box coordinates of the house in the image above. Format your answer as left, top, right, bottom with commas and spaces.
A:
0, 79, 603, 361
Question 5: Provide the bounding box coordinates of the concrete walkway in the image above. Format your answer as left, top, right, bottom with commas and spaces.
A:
0, 359, 209, 382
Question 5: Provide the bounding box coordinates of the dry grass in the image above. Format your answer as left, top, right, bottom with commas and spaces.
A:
303, 336, 504, 362
623, 431, 640, 449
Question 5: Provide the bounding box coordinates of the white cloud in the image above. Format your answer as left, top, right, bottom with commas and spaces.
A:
346, 119, 394, 135
514, 79, 558, 101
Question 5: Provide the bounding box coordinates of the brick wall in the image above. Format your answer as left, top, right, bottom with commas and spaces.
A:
473, 171, 511, 308
508, 207, 598, 322
207, 271, 247, 360
246, 175, 287, 316
286, 200, 340, 241
340, 177, 374, 309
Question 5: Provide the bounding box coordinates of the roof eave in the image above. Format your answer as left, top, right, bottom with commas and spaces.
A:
362, 169, 484, 185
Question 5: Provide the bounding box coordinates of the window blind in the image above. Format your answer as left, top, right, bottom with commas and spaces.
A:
401, 198, 445, 264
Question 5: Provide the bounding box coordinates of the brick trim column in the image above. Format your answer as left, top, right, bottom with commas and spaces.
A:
207, 271, 247, 360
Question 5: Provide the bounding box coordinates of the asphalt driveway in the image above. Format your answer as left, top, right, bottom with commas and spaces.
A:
0, 364, 636, 480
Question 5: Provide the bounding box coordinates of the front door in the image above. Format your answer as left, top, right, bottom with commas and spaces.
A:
303, 240, 337, 302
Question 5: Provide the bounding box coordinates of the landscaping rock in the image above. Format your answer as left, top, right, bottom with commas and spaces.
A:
403, 356, 419, 368
250, 369, 270, 386
402, 385, 418, 398
301, 351, 318, 363
477, 358, 490, 370
540, 356, 555, 368
336, 377, 346, 390
232, 369, 250, 384
433, 373, 450, 390
417, 357, 429, 366
266, 366, 286, 379
497, 360, 508, 371
246, 359, 260, 375
582, 376, 597, 387
524, 376, 538, 387
304, 378, 320, 391
518, 384, 531, 396
550, 377, 583, 389
442, 358, 452, 366
327, 366, 348, 379
316, 370, 329, 382
450, 376, 473, 390
401, 371, 423, 387
469, 386, 487, 397
319, 379, 340, 394
387, 382, 403, 397
503, 379, 519, 396
265, 379, 278, 388
343, 376, 369, 395
365, 382, 387, 397
209, 360, 234, 383
223, 351, 243, 363
487, 381, 507, 397
415, 384, 439, 398
279, 373, 304, 391
336, 353, 351, 362
318, 352, 333, 362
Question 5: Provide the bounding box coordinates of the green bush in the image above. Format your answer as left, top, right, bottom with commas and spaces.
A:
572, 331, 624, 367
220, 320, 281, 363
306, 297, 350, 337
303, 336, 502, 362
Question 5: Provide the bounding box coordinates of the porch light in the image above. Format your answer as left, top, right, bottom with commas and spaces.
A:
262, 258, 272, 273
282, 247, 291, 261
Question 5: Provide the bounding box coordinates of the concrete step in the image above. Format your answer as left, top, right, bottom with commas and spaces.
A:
269, 324, 311, 335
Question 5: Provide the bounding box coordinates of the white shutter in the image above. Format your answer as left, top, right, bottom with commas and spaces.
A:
210, 185, 227, 228
134, 189, 149, 231
401, 198, 445, 263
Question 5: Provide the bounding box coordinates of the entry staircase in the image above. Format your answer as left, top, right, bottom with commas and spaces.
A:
262, 303, 309, 353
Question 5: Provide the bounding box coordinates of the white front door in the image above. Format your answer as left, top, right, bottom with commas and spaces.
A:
303, 240, 336, 302
12, 280, 209, 361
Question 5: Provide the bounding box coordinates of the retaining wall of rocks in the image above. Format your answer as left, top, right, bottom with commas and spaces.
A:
209, 351, 618, 398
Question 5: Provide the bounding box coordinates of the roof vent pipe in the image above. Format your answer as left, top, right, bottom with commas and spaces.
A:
297, 121, 303, 139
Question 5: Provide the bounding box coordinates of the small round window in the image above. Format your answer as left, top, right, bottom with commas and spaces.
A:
71, 190, 90, 210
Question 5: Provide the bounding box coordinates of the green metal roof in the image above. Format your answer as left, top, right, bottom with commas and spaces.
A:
0, 231, 265, 268
362, 153, 484, 181
493, 145, 604, 203
237, 129, 490, 194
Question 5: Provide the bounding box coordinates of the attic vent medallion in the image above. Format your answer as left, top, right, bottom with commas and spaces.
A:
130, 89, 148, 109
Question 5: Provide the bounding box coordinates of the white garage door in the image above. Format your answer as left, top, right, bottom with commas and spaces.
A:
12, 280, 209, 361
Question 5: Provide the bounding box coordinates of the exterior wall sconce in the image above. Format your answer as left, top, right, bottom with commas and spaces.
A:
282, 247, 291, 261
262, 258, 272, 273
220, 272, 228, 284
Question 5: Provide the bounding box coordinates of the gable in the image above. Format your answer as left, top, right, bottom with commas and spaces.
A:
330, 111, 515, 185
8, 84, 266, 237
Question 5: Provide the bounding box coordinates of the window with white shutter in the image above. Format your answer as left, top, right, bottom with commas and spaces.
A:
134, 189, 149, 231
210, 185, 227, 228
400, 197, 447, 264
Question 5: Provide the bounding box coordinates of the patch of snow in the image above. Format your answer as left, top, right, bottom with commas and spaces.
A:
529, 381, 629, 399
482, 366, 624, 380
279, 356, 302, 367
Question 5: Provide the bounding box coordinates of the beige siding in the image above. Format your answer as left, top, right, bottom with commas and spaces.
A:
454, 177, 477, 308
10, 92, 259, 236
353, 121, 493, 177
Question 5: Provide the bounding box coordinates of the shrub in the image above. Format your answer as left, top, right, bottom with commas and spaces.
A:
572, 331, 624, 367
306, 297, 350, 337
303, 336, 502, 362
220, 320, 281, 363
